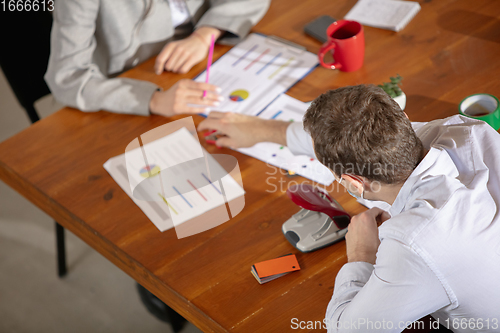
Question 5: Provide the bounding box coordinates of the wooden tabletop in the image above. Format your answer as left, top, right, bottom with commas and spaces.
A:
1, 0, 499, 331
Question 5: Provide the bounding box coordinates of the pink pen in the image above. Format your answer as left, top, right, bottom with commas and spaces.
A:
203, 34, 215, 98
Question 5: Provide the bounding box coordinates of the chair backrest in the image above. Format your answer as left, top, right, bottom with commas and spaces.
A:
0, 10, 53, 121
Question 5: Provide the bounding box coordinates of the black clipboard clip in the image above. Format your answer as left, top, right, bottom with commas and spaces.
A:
265, 35, 307, 54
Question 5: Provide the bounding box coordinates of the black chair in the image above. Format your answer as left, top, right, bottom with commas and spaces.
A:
0, 10, 67, 277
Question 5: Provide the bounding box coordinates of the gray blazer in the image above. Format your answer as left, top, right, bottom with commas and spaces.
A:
45, 0, 270, 115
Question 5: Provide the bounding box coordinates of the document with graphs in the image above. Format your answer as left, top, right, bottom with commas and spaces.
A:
195, 33, 318, 116
104, 127, 245, 234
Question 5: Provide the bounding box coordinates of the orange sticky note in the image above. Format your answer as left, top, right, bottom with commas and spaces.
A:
254, 254, 300, 278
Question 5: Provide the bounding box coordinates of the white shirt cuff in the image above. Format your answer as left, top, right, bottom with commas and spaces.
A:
286, 121, 315, 157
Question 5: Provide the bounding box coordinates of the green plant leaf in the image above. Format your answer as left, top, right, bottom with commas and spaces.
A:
379, 74, 403, 97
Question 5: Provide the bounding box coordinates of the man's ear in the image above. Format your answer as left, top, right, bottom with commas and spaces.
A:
341, 174, 364, 195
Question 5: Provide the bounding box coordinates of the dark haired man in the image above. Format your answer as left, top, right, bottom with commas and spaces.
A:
198, 85, 500, 332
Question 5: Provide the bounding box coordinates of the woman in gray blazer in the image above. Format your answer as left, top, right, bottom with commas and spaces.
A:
45, 0, 270, 117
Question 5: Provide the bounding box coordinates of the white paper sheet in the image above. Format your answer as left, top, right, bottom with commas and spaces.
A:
104, 128, 245, 232
195, 33, 318, 116
344, 0, 421, 32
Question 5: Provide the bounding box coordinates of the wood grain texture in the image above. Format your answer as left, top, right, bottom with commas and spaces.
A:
0, 0, 499, 331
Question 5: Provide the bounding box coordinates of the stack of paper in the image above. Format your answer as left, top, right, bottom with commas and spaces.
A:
344, 0, 421, 32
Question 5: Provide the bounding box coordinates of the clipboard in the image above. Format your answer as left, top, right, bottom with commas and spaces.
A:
194, 33, 319, 117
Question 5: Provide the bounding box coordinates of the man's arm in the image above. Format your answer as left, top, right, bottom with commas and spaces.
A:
327, 239, 450, 332
286, 121, 316, 157
327, 208, 450, 332
198, 112, 289, 148
198, 112, 316, 157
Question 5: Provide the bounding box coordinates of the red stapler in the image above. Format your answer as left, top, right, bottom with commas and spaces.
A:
283, 184, 350, 252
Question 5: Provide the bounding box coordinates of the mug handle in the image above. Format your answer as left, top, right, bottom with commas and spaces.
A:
318, 41, 342, 70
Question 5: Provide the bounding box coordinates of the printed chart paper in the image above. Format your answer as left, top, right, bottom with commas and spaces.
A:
104, 128, 245, 232
195, 33, 319, 116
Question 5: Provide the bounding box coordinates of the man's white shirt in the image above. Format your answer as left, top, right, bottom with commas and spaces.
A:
286, 116, 500, 332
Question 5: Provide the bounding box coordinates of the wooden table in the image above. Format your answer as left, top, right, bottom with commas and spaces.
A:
1, 0, 499, 331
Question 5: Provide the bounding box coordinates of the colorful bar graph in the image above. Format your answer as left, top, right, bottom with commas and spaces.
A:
256, 52, 282, 75
173, 186, 193, 208
244, 48, 270, 71
187, 179, 207, 201
157, 193, 178, 215
232, 44, 258, 66
268, 57, 295, 79
201, 172, 222, 194
271, 110, 283, 119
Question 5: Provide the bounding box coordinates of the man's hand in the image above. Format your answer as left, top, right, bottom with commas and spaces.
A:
155, 27, 222, 74
345, 207, 391, 265
149, 79, 223, 116
197, 112, 290, 149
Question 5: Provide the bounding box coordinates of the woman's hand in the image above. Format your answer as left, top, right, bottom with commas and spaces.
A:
149, 79, 223, 116
155, 26, 222, 74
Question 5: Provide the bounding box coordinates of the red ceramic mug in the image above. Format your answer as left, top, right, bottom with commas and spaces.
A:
318, 20, 365, 72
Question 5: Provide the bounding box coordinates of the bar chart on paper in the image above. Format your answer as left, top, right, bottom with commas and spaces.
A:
238, 94, 335, 186
195, 33, 318, 116
104, 128, 245, 232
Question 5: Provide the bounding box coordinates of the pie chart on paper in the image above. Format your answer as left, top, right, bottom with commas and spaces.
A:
139, 164, 161, 178
229, 89, 249, 102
